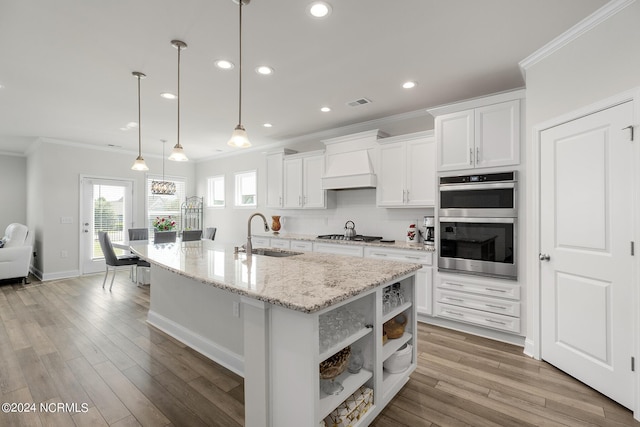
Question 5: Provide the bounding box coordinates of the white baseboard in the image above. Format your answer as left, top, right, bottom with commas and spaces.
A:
147, 310, 244, 377
40, 269, 80, 281
523, 337, 538, 359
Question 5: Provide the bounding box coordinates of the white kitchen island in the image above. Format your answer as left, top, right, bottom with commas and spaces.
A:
131, 240, 421, 427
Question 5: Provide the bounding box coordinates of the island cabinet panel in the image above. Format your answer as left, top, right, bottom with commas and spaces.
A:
269, 274, 416, 426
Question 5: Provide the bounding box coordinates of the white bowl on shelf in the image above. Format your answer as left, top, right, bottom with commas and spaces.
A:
383, 343, 412, 373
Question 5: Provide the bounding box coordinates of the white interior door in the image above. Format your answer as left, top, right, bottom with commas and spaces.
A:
540, 101, 635, 409
80, 177, 134, 274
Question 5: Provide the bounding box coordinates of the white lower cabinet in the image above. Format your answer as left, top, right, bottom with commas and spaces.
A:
251, 237, 270, 248
290, 240, 313, 252
314, 242, 365, 257
364, 247, 433, 316
435, 273, 521, 334
269, 238, 290, 250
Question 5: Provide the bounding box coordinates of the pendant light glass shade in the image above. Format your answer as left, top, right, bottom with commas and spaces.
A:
228, 124, 251, 148
228, 0, 251, 148
169, 40, 189, 161
168, 143, 188, 161
131, 71, 149, 171
152, 140, 176, 195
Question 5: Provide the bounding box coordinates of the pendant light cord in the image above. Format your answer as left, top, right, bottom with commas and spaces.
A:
137, 74, 142, 157
177, 45, 181, 147
238, 0, 243, 126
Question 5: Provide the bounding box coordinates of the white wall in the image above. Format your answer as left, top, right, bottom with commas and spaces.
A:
0, 154, 27, 225
28, 139, 196, 280
524, 1, 640, 342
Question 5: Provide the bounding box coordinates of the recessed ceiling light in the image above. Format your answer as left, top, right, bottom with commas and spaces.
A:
214, 59, 234, 70
256, 66, 274, 75
263, 123, 273, 128
402, 81, 418, 89
320, 106, 331, 112
120, 122, 138, 130
0, 84, 4, 90
160, 92, 177, 99
308, 1, 332, 18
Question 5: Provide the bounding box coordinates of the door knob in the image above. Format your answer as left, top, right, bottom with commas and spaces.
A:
539, 253, 551, 261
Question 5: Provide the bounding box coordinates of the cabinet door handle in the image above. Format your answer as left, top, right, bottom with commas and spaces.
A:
279, 196, 282, 206
406, 190, 410, 202
402, 189, 406, 203
447, 282, 464, 287
298, 195, 302, 206
374, 253, 388, 257
469, 148, 473, 165
405, 256, 421, 260
485, 287, 507, 293
486, 319, 507, 326
485, 303, 507, 310
476, 147, 480, 164
445, 296, 464, 302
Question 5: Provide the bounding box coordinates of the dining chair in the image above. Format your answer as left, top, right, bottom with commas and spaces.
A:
128, 228, 150, 284
98, 232, 140, 291
182, 230, 202, 241
204, 227, 217, 240
154, 230, 177, 244
128, 228, 148, 241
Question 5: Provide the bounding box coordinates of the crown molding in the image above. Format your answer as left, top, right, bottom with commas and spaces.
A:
519, 0, 636, 78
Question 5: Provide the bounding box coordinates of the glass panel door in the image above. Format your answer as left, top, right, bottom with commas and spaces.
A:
80, 177, 133, 274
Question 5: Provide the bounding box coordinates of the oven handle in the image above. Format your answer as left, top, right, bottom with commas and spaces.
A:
439, 182, 515, 191
439, 217, 515, 224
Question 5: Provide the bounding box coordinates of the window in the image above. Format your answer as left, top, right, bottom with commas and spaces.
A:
207, 175, 225, 207
235, 170, 257, 207
146, 176, 186, 234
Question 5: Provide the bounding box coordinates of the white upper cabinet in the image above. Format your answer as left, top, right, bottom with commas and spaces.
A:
377, 131, 436, 207
283, 151, 326, 209
430, 91, 523, 172
265, 149, 296, 208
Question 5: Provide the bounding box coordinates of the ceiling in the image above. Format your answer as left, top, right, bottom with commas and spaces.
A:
0, 0, 607, 160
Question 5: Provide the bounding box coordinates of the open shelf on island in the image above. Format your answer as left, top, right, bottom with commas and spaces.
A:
382, 301, 412, 323
319, 369, 373, 420
319, 326, 372, 362
382, 331, 412, 361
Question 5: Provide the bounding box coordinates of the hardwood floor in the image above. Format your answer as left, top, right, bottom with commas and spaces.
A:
0, 273, 637, 427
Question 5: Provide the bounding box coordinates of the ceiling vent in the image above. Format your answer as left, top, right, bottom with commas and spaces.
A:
346, 98, 372, 107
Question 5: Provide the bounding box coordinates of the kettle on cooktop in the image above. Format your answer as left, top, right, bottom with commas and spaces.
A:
344, 220, 357, 239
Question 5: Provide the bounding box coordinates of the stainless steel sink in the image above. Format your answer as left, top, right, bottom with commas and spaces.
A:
251, 249, 303, 257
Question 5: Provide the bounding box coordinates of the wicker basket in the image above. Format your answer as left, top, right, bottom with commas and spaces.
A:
320, 346, 351, 379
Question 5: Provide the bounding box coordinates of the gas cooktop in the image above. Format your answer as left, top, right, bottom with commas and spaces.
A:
316, 234, 383, 242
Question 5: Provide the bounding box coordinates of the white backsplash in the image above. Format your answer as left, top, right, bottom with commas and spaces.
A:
272, 188, 434, 242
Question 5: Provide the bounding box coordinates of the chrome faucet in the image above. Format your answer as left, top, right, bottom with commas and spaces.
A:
246, 212, 269, 256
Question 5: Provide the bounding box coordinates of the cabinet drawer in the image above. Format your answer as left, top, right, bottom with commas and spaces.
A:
270, 239, 291, 249
364, 247, 432, 265
290, 240, 313, 252
313, 243, 364, 258
438, 278, 520, 300
251, 237, 270, 248
435, 302, 520, 334
435, 289, 520, 317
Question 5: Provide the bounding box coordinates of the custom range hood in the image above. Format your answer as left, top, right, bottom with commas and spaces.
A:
321, 129, 388, 190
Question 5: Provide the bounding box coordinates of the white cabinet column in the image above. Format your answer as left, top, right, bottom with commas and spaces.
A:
241, 296, 271, 427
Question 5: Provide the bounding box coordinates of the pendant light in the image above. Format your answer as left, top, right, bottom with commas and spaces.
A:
169, 40, 189, 161
131, 71, 149, 171
228, 0, 251, 148
151, 140, 177, 195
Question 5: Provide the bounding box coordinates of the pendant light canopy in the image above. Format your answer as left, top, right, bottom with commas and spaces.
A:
169, 40, 189, 161
152, 140, 177, 195
228, 0, 251, 148
131, 71, 149, 171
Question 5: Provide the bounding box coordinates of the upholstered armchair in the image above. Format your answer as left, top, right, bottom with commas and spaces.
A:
0, 223, 33, 283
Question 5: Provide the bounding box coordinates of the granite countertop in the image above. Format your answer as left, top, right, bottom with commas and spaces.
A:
130, 240, 421, 313
254, 232, 437, 252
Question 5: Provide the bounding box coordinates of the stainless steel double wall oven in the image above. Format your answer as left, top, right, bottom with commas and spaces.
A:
438, 171, 517, 279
